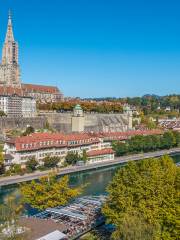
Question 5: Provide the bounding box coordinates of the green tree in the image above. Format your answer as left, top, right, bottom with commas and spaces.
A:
147, 119, 157, 129
161, 131, 176, 149
81, 232, 100, 240
20, 174, 82, 210
43, 156, 60, 168
82, 150, 88, 162
26, 158, 38, 172
0, 151, 5, 175
173, 131, 180, 146
0, 110, 6, 117
103, 156, 179, 240
65, 152, 81, 165
112, 141, 128, 156
9, 164, 23, 175
21, 126, 35, 136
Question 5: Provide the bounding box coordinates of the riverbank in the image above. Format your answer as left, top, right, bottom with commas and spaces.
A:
0, 147, 180, 187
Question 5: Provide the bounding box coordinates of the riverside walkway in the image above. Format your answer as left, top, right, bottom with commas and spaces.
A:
0, 148, 180, 187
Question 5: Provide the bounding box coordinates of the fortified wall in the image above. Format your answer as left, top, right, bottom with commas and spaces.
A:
0, 116, 46, 131
43, 112, 132, 133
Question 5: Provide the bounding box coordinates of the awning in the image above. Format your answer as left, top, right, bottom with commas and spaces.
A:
36, 230, 67, 240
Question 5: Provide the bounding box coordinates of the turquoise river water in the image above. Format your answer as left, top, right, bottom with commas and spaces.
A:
0, 154, 180, 206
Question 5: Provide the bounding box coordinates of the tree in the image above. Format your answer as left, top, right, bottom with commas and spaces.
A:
26, 158, 38, 172
102, 156, 179, 240
81, 232, 100, 240
20, 174, 82, 210
112, 141, 128, 156
65, 152, 81, 165
82, 150, 88, 162
43, 156, 60, 168
0, 151, 5, 175
0, 110, 6, 117
9, 164, 23, 175
21, 126, 34, 136
161, 131, 176, 149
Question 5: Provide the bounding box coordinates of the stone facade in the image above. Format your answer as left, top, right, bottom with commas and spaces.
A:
0, 116, 46, 131
43, 111, 133, 133
0, 12, 20, 88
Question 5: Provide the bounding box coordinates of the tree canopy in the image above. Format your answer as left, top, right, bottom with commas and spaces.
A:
20, 174, 82, 210
42, 156, 60, 168
65, 152, 81, 165
0, 151, 5, 175
26, 158, 38, 172
102, 156, 180, 240
113, 131, 180, 156
21, 126, 35, 136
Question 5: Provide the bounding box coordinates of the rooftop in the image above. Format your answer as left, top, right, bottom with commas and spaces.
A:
19, 218, 67, 240
22, 84, 60, 94
87, 148, 114, 157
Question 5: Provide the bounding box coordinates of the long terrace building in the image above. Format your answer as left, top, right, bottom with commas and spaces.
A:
4, 129, 162, 167
4, 132, 113, 167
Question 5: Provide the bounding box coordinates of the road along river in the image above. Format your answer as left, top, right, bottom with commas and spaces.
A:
0, 153, 180, 206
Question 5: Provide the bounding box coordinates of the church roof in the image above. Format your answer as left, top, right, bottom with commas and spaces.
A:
22, 84, 60, 94
0, 86, 24, 96
0, 84, 62, 97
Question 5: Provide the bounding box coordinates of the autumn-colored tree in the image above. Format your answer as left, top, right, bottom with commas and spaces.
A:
81, 232, 100, 240
103, 156, 180, 240
20, 174, 82, 210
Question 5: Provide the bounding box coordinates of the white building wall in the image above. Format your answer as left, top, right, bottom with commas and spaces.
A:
0, 96, 8, 114
0, 95, 37, 118
4, 139, 113, 166
22, 97, 36, 117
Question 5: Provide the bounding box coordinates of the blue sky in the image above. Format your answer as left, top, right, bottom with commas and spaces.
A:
0, 0, 180, 98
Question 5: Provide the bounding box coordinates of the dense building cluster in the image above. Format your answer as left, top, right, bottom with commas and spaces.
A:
159, 119, 180, 131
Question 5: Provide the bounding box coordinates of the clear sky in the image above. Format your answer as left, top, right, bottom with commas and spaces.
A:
0, 0, 180, 98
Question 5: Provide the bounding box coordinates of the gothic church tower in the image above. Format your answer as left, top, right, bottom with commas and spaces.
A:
0, 11, 21, 87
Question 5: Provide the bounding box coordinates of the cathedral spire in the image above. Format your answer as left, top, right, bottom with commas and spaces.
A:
0, 11, 21, 87
5, 9, 14, 42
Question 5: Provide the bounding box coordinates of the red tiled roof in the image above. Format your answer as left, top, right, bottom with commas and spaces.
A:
22, 84, 60, 94
0, 84, 61, 97
13, 132, 100, 151
87, 148, 114, 157
7, 130, 163, 152
0, 86, 24, 96
92, 129, 163, 140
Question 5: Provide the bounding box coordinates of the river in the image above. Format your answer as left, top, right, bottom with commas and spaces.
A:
0, 154, 180, 206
